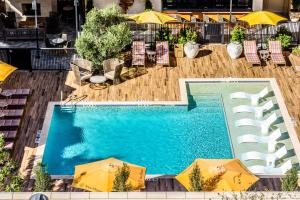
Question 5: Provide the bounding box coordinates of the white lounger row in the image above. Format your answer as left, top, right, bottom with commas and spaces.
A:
230, 87, 269, 106
233, 100, 274, 119
248, 160, 292, 175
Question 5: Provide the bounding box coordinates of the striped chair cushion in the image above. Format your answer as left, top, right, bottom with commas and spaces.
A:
245, 53, 261, 64
244, 40, 257, 54
271, 53, 285, 64
133, 41, 145, 55
269, 41, 282, 54
132, 54, 145, 66
156, 41, 169, 65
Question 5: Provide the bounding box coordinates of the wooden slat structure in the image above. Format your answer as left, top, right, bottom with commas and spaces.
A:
2, 44, 300, 191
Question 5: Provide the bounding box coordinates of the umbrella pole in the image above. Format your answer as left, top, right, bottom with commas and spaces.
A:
261, 24, 263, 50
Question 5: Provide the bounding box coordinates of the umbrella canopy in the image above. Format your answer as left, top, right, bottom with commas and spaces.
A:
239, 11, 287, 26
0, 61, 17, 82
175, 158, 259, 192
72, 158, 146, 192
128, 10, 178, 24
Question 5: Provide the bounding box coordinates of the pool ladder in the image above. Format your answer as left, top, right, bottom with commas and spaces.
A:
60, 93, 87, 113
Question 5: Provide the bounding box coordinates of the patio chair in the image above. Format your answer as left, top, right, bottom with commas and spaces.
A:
1, 131, 17, 139
0, 109, 24, 118
237, 128, 281, 153
132, 41, 145, 69
235, 113, 278, 134
156, 41, 170, 66
1, 89, 30, 97
268, 40, 286, 67
70, 58, 92, 86
248, 160, 292, 175
241, 146, 287, 167
243, 40, 261, 67
230, 87, 269, 106
103, 58, 128, 85
232, 100, 274, 119
0, 119, 20, 128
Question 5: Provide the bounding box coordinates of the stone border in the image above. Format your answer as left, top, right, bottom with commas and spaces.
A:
1, 192, 300, 200
33, 78, 300, 179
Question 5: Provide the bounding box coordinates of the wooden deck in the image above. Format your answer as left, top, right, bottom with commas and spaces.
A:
2, 44, 300, 191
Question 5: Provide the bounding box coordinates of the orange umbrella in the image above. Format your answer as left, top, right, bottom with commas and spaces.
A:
0, 61, 17, 82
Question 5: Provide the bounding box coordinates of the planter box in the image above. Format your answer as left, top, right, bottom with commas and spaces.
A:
174, 44, 184, 58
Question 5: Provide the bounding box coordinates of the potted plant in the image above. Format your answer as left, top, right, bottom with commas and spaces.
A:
290, 0, 300, 22
178, 28, 199, 59
227, 26, 245, 59
269, 26, 293, 55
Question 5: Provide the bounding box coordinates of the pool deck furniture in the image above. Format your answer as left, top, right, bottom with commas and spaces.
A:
232, 100, 274, 119
230, 87, 269, 106
248, 160, 292, 175
0, 98, 27, 108
235, 112, 278, 135
268, 40, 286, 67
0, 89, 30, 98
259, 49, 270, 62
0, 109, 24, 118
71, 61, 92, 86
241, 146, 287, 167
132, 41, 146, 72
89, 76, 107, 89
237, 128, 281, 153
103, 58, 127, 85
244, 40, 261, 67
156, 41, 170, 66
146, 50, 156, 63
1, 130, 17, 139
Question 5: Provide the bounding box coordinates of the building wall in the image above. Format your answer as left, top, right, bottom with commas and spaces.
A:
93, 0, 120, 10
263, 0, 290, 14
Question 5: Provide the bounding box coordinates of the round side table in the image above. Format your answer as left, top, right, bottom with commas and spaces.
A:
90, 76, 107, 90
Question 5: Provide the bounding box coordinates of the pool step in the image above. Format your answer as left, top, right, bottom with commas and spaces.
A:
60, 105, 76, 113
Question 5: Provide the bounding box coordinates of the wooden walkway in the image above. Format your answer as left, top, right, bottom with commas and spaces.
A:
2, 44, 300, 191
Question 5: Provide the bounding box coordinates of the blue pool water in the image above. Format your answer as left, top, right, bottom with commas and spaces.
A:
42, 92, 233, 175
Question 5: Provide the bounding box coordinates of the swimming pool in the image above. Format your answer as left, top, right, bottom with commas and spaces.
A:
38, 78, 300, 177
42, 93, 232, 175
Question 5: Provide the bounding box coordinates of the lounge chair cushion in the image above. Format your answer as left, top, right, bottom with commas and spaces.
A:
245, 53, 261, 64
104, 71, 115, 80
132, 54, 145, 66
270, 53, 285, 64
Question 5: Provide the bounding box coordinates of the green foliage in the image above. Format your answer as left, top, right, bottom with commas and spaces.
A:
281, 167, 299, 191
145, 0, 153, 10
178, 28, 198, 45
270, 26, 293, 50
113, 163, 132, 192
156, 27, 176, 50
34, 162, 52, 192
0, 134, 23, 192
75, 4, 132, 71
189, 164, 202, 191
292, 45, 300, 56
230, 26, 246, 44
292, 0, 300, 10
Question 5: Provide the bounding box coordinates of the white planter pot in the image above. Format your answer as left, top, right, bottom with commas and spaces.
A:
184, 42, 200, 59
227, 42, 243, 59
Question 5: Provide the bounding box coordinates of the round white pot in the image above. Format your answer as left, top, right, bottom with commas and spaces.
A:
184, 42, 200, 59
227, 42, 243, 59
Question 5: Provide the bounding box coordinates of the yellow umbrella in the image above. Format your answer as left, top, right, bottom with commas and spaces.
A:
72, 157, 146, 192
176, 158, 259, 192
239, 11, 287, 26
128, 10, 178, 24
0, 61, 17, 82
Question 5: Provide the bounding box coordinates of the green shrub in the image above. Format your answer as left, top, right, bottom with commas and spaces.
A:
178, 28, 198, 44
292, 0, 300, 10
230, 26, 246, 44
145, 0, 153, 10
0, 135, 23, 192
189, 164, 202, 191
292, 45, 300, 56
156, 27, 176, 50
75, 4, 132, 71
270, 26, 293, 50
113, 163, 132, 192
281, 167, 299, 191
34, 162, 52, 192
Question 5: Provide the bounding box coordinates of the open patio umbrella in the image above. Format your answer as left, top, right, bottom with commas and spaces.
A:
239, 11, 287, 49
175, 158, 259, 192
0, 61, 17, 82
128, 10, 178, 25
72, 157, 146, 192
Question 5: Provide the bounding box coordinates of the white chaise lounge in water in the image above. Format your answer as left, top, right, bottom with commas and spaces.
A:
248, 160, 292, 175
233, 100, 274, 119
241, 146, 287, 167
235, 113, 277, 134
230, 87, 269, 106
237, 128, 281, 152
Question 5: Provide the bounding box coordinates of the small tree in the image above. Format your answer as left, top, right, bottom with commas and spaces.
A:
113, 163, 132, 192
281, 167, 299, 191
75, 4, 132, 71
34, 163, 52, 192
189, 164, 202, 191
230, 26, 246, 44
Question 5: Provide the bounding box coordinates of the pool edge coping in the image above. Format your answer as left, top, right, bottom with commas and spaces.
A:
33, 78, 300, 179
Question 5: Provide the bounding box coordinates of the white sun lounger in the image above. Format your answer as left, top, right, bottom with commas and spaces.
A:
230, 87, 269, 106
237, 128, 281, 152
241, 146, 287, 167
233, 100, 274, 119
235, 113, 277, 134
248, 160, 292, 175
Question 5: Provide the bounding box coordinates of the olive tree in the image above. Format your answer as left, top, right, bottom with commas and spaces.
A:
75, 4, 132, 71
